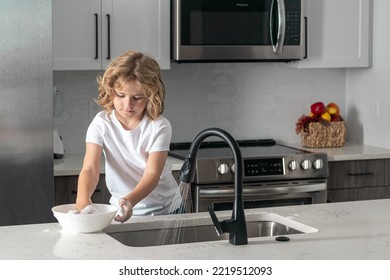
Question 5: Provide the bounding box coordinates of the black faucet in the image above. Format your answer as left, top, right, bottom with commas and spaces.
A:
179, 128, 248, 245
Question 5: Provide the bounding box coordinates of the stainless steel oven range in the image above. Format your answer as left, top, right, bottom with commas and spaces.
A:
169, 139, 328, 212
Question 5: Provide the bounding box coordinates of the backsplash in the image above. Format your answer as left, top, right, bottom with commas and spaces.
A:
54, 63, 346, 154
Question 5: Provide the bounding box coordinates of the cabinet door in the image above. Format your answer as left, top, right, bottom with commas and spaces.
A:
327, 159, 390, 203
101, 0, 170, 69
53, 0, 102, 70
53, 0, 170, 70
327, 160, 387, 191
296, 0, 372, 68
328, 187, 390, 203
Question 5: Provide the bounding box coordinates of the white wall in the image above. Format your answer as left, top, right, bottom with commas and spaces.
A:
163, 63, 346, 143
54, 64, 346, 154
346, 0, 390, 148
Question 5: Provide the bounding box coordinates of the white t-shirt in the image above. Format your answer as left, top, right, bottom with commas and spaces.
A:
86, 111, 181, 215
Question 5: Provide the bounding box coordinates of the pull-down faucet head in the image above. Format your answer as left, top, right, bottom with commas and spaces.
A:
178, 128, 248, 245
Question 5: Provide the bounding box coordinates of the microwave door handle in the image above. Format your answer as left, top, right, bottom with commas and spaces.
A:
270, 0, 286, 55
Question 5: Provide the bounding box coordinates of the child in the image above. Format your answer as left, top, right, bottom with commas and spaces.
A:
75, 50, 182, 222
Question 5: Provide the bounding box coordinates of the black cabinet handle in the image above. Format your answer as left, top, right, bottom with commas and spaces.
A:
94, 13, 98, 59
348, 172, 374, 176
106, 14, 111, 60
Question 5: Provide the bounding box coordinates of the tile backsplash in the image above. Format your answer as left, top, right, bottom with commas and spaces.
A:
54, 63, 346, 154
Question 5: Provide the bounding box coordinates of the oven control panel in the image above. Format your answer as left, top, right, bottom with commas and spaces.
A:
241, 154, 328, 182
244, 158, 285, 177
193, 151, 328, 184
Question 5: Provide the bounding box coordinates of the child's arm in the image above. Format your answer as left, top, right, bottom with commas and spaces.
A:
116, 151, 168, 222
75, 143, 103, 210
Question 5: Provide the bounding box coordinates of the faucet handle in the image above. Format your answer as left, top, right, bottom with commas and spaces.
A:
207, 206, 227, 236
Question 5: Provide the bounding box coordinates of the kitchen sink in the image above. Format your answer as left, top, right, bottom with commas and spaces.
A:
106, 212, 318, 247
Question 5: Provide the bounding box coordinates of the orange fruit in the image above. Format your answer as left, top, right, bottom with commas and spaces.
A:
326, 102, 340, 116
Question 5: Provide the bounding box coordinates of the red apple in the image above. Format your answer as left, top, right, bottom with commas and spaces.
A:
310, 102, 326, 116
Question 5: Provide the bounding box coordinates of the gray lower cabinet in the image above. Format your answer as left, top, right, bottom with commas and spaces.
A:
54, 172, 182, 206
327, 159, 390, 203
54, 174, 110, 206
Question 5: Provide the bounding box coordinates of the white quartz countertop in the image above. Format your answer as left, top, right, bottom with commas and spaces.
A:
1, 199, 390, 260
281, 143, 390, 162
54, 144, 390, 176
54, 153, 184, 176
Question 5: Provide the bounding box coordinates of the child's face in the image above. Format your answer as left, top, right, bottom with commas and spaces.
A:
113, 80, 147, 126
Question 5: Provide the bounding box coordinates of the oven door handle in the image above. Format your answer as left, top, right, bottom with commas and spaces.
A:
198, 183, 326, 198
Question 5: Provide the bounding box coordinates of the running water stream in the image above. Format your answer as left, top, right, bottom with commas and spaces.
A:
154, 181, 196, 245
154, 127, 248, 246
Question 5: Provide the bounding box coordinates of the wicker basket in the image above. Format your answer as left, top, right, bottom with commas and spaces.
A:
300, 121, 346, 148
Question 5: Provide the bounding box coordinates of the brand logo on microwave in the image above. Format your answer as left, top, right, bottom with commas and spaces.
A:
236, 3, 249, 7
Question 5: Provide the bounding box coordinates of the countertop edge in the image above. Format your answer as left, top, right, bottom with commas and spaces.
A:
279, 142, 390, 162
54, 154, 183, 177
54, 144, 390, 176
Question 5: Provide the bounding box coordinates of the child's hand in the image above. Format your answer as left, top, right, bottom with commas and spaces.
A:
67, 204, 98, 214
75, 197, 92, 212
114, 198, 133, 223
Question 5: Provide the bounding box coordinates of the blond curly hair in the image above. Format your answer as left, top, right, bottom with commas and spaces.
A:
96, 50, 165, 120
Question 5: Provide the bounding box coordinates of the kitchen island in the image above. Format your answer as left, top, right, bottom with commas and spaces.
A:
1, 199, 389, 260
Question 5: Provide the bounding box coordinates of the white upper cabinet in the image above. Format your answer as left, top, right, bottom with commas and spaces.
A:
53, 0, 170, 70
294, 0, 373, 68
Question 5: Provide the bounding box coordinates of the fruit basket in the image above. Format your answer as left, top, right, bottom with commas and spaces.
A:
296, 102, 346, 148
300, 121, 346, 148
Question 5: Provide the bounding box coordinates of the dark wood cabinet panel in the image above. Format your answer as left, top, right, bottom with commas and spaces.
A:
327, 160, 388, 190
328, 186, 390, 203
54, 174, 110, 205
327, 159, 390, 203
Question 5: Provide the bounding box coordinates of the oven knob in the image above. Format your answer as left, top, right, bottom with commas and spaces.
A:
230, 163, 235, 174
217, 163, 229, 175
301, 159, 312, 170
313, 159, 324, 170
288, 160, 298, 171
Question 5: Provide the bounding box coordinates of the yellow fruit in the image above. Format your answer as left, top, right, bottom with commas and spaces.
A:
326, 102, 340, 116
327, 107, 338, 115
321, 112, 331, 122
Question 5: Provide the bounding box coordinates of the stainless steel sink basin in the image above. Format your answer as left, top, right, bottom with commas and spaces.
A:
106, 212, 318, 247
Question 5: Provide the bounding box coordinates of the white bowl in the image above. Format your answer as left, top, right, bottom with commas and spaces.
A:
52, 204, 118, 233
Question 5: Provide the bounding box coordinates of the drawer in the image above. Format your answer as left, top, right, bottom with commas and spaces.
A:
327, 160, 388, 190
327, 186, 390, 203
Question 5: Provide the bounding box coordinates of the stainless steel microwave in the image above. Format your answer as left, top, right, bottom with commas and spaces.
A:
171, 0, 306, 62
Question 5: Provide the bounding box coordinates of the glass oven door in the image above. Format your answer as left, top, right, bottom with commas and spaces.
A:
194, 180, 327, 212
